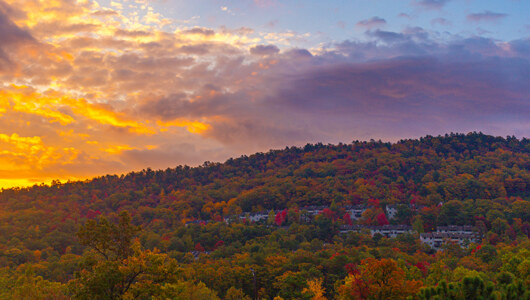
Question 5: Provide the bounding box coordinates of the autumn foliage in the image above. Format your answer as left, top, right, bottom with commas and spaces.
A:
339, 258, 423, 300
0, 133, 528, 299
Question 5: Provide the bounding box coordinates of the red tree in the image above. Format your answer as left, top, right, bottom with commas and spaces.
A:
376, 213, 389, 225
343, 213, 353, 226
368, 198, 380, 208
322, 208, 336, 221
195, 242, 205, 252
214, 240, 224, 249
275, 209, 287, 226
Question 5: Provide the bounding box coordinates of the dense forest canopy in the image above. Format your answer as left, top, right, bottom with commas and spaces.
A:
0, 132, 528, 299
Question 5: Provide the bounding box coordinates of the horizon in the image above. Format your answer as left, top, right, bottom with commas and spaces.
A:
0, 0, 529, 188
1, 131, 525, 190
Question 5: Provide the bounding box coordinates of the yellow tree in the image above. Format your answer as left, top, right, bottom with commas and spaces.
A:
302, 278, 326, 300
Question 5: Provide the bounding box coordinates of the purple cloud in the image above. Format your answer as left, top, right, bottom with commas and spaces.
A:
182, 27, 215, 36
139, 33, 530, 150
250, 44, 280, 56
0, 3, 33, 45
0, 1, 34, 67
367, 30, 407, 44
431, 18, 451, 26
413, 0, 451, 10
91, 9, 118, 17
398, 13, 413, 19
467, 11, 508, 23
2, 0, 528, 184
356, 17, 387, 29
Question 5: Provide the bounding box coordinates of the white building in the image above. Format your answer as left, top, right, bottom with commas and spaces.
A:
436, 225, 475, 235
344, 205, 367, 220
369, 225, 414, 238
301, 205, 327, 216
339, 225, 363, 234
385, 205, 399, 219
339, 225, 414, 238
420, 232, 479, 250
239, 211, 270, 222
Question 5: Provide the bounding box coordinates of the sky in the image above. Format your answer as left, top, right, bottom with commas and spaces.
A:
0, 0, 528, 188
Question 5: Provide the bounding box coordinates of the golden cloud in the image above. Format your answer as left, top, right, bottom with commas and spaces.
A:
0, 86, 154, 133
0, 0, 275, 188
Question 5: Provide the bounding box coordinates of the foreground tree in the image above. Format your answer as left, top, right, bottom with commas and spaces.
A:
76, 211, 140, 261
69, 211, 217, 299
418, 276, 528, 300
0, 267, 68, 299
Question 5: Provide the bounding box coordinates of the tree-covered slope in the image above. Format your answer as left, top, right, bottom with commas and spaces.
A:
0, 132, 528, 299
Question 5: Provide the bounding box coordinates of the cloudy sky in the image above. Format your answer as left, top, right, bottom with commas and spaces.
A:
0, 0, 528, 188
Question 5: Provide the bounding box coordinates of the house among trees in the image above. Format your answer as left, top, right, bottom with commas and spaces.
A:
370, 225, 414, 238
385, 205, 399, 219
420, 232, 480, 250
240, 211, 271, 222
184, 220, 205, 227
344, 205, 367, 220
436, 225, 475, 235
339, 224, 482, 251
339, 225, 363, 234
339, 225, 414, 238
419, 225, 481, 250
301, 205, 327, 216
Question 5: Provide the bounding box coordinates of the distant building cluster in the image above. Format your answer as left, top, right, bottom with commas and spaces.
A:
419, 226, 480, 250
185, 204, 480, 251
338, 224, 480, 250
240, 211, 270, 223
339, 224, 414, 238
344, 205, 367, 220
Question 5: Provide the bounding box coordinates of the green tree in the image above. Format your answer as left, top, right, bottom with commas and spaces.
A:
69, 212, 180, 299
268, 209, 276, 225
0, 267, 68, 300
419, 276, 496, 300
76, 211, 140, 261
461, 276, 494, 300
412, 216, 425, 233
157, 281, 219, 299
438, 200, 465, 225
225, 286, 251, 300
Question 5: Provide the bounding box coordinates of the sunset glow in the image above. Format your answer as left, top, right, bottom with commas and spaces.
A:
0, 0, 528, 188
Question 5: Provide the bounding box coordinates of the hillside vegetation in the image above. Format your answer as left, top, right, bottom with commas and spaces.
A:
0, 132, 528, 299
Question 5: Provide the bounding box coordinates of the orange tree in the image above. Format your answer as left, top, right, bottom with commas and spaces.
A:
338, 258, 422, 300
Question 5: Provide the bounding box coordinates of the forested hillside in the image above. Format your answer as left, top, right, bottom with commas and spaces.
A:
0, 132, 528, 299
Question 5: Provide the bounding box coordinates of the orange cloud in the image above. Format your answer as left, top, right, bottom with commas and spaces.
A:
1, 86, 154, 134
0, 132, 64, 172
157, 120, 210, 134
